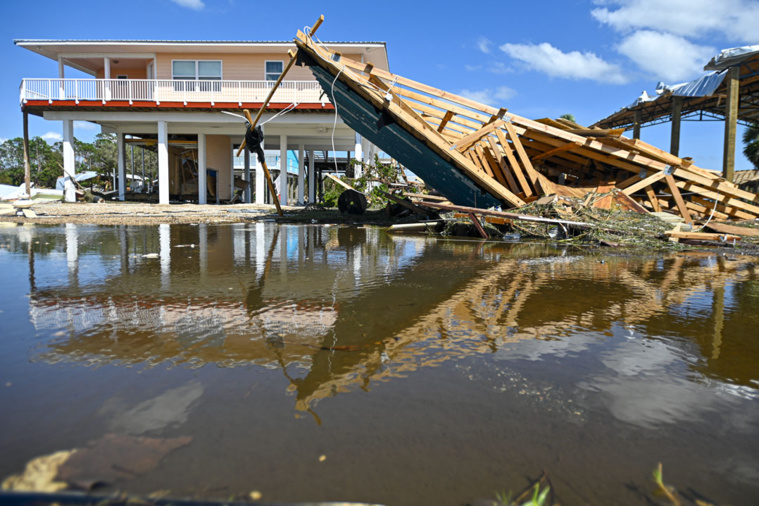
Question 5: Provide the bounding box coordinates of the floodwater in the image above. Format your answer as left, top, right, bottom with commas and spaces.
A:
0, 222, 758, 505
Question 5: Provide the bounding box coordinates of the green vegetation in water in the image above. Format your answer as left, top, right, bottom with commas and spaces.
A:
490, 473, 554, 506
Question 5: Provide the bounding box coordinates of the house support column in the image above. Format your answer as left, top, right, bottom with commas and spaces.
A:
633, 110, 642, 140
670, 96, 682, 157
244, 146, 251, 203
116, 131, 126, 201
297, 144, 305, 205
723, 66, 740, 182
62, 120, 76, 202
308, 150, 316, 203
354, 132, 363, 177
198, 133, 207, 205
158, 121, 169, 205
279, 134, 288, 206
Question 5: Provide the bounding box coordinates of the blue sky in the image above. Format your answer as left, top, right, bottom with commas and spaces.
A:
1, 0, 757, 172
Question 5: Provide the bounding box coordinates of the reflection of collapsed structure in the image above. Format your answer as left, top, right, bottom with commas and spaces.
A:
15, 222, 757, 416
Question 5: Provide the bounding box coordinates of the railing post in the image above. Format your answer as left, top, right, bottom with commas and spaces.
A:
129, 79, 133, 105
48, 79, 52, 104
19, 80, 26, 105
75, 80, 79, 104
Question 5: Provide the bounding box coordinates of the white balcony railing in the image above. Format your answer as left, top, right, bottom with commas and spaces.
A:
20, 79, 329, 106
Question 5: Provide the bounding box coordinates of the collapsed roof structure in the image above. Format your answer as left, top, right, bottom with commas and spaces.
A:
292, 26, 759, 224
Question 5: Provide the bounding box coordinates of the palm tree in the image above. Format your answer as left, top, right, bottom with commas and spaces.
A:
744, 123, 759, 169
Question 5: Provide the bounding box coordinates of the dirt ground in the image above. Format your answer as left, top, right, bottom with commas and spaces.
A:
0, 201, 292, 226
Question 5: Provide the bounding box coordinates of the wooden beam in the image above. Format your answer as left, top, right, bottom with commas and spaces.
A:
722, 65, 740, 182
664, 173, 693, 224
644, 186, 661, 213
449, 120, 505, 152
474, 144, 496, 179
377, 190, 438, 218
468, 213, 489, 238
633, 109, 642, 140
486, 135, 520, 194
670, 96, 682, 157
622, 171, 666, 196
437, 110, 454, 132
242, 109, 282, 216
665, 231, 741, 242
495, 129, 533, 197
530, 141, 582, 163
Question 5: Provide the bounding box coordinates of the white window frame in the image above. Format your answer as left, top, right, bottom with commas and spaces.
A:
171, 60, 223, 81
265, 60, 284, 81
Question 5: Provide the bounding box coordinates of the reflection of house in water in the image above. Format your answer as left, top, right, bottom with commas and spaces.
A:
15, 223, 759, 415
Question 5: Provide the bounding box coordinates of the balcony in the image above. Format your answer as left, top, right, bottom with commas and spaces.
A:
20, 79, 329, 107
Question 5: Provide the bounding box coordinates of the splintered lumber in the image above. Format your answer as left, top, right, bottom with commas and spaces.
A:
420, 201, 595, 229
325, 172, 356, 191
293, 19, 759, 223
704, 222, 759, 237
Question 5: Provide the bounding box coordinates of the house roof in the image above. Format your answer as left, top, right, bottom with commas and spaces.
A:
14, 39, 390, 73
593, 45, 759, 129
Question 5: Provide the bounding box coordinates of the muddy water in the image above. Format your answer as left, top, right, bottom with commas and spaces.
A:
0, 222, 758, 505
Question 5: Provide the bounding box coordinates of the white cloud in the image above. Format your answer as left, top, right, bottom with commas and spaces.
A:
459, 86, 516, 106
464, 64, 482, 72
488, 62, 512, 75
617, 30, 715, 82
500, 42, 628, 84
74, 121, 97, 130
591, 0, 759, 42
477, 37, 492, 54
170, 0, 205, 10
41, 132, 62, 143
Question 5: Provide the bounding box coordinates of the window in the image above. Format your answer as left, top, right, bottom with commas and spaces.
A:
172, 60, 222, 91
265, 61, 283, 81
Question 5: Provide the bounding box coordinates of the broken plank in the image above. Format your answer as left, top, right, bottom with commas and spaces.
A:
665, 231, 741, 242
468, 212, 489, 239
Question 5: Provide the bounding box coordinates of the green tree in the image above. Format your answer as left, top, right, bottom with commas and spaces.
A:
743, 122, 759, 169
0, 137, 62, 187
559, 113, 576, 123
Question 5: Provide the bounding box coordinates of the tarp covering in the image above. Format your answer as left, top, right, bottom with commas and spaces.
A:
705, 45, 759, 71
624, 71, 726, 109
